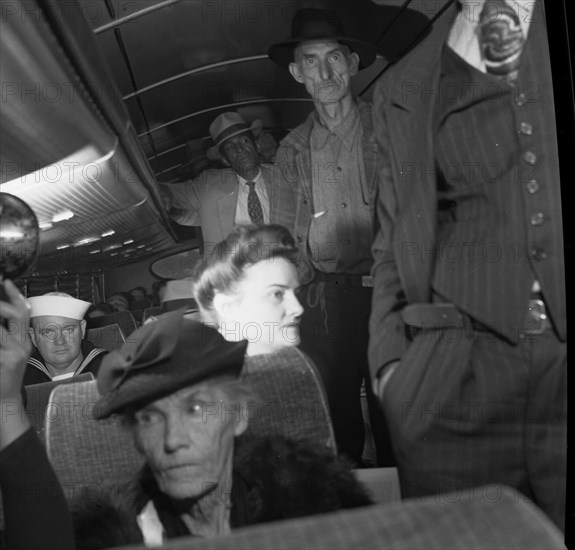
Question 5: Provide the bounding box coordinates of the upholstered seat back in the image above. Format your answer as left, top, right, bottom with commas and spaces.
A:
24, 372, 94, 442
242, 347, 336, 452
86, 310, 138, 336
45, 380, 144, 502
85, 323, 125, 350
45, 348, 336, 504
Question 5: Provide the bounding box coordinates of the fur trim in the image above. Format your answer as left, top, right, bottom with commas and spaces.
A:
72, 435, 373, 548
232, 434, 373, 525
72, 483, 144, 550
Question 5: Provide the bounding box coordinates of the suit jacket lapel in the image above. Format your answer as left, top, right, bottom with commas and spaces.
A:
215, 169, 239, 240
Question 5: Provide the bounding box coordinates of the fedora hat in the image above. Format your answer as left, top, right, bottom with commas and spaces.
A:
94, 310, 247, 418
207, 112, 263, 161
268, 8, 376, 70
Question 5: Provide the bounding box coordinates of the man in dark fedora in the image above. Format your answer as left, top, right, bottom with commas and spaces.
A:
160, 112, 277, 250
268, 8, 390, 467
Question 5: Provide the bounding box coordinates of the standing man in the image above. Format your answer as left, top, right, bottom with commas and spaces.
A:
269, 8, 389, 466
160, 112, 276, 251
25, 292, 107, 385
369, 0, 566, 530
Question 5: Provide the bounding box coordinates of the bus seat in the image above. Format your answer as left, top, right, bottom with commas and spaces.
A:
130, 298, 152, 311
45, 380, 144, 504
45, 349, 336, 504
118, 485, 565, 550
87, 310, 138, 336
142, 305, 162, 321
86, 323, 126, 351
353, 467, 401, 505
242, 347, 336, 453
24, 373, 95, 442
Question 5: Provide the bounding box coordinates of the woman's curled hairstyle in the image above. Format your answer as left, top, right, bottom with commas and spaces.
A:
193, 224, 299, 323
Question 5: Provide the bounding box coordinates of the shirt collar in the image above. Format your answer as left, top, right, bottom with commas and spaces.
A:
311, 102, 361, 151
236, 169, 262, 186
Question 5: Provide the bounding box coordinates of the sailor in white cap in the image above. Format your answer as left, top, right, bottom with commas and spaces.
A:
24, 292, 107, 385
158, 111, 283, 250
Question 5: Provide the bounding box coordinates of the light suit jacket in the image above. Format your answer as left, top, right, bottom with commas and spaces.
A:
162, 164, 280, 248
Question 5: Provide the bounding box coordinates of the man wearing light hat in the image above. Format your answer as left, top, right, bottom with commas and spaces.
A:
159, 112, 281, 250
24, 292, 107, 385
268, 8, 390, 467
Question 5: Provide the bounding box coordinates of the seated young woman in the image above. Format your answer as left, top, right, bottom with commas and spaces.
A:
193, 224, 304, 356
72, 311, 372, 547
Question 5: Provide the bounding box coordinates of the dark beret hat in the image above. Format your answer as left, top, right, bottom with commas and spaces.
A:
94, 310, 247, 419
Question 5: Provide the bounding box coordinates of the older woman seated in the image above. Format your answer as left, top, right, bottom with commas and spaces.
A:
193, 224, 304, 355
74, 311, 371, 548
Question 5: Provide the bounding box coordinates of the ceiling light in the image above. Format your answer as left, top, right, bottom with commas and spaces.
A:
39, 222, 53, 230
75, 236, 101, 247
101, 229, 115, 237
56, 244, 70, 250
52, 210, 74, 223
0, 230, 24, 239
123, 239, 134, 245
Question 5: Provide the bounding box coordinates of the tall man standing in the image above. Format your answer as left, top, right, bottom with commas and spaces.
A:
269, 8, 389, 466
369, 0, 566, 530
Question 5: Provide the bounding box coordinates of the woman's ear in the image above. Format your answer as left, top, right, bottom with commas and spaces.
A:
212, 292, 238, 322
234, 404, 249, 436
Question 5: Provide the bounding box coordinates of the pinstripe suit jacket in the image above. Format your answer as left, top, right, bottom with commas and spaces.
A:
368, 1, 566, 374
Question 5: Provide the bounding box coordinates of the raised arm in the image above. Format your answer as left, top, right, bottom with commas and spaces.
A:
0, 280, 75, 550
158, 175, 206, 226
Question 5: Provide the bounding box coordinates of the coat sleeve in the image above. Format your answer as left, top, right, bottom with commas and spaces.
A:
271, 145, 299, 234
159, 175, 206, 226
0, 427, 75, 550
368, 81, 409, 382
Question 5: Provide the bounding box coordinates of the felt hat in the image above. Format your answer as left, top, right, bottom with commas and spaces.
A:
28, 292, 91, 320
94, 310, 247, 418
206, 112, 263, 161
161, 278, 198, 313
268, 8, 376, 70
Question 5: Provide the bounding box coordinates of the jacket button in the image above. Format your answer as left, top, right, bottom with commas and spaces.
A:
296, 235, 303, 243
527, 245, 547, 261
515, 92, 527, 106
341, 202, 347, 208
530, 212, 544, 226
524, 151, 537, 165
525, 180, 540, 194
519, 122, 533, 135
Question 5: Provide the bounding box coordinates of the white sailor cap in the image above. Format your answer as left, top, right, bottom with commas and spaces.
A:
28, 292, 91, 320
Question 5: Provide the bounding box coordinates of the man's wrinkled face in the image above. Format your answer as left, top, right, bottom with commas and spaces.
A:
133, 382, 247, 501
30, 315, 85, 371
289, 41, 359, 104
219, 132, 259, 177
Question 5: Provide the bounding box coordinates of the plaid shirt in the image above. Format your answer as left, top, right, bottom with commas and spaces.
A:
273, 99, 379, 285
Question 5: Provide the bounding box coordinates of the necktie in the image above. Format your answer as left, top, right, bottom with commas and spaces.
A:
246, 181, 264, 225
479, 0, 525, 85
